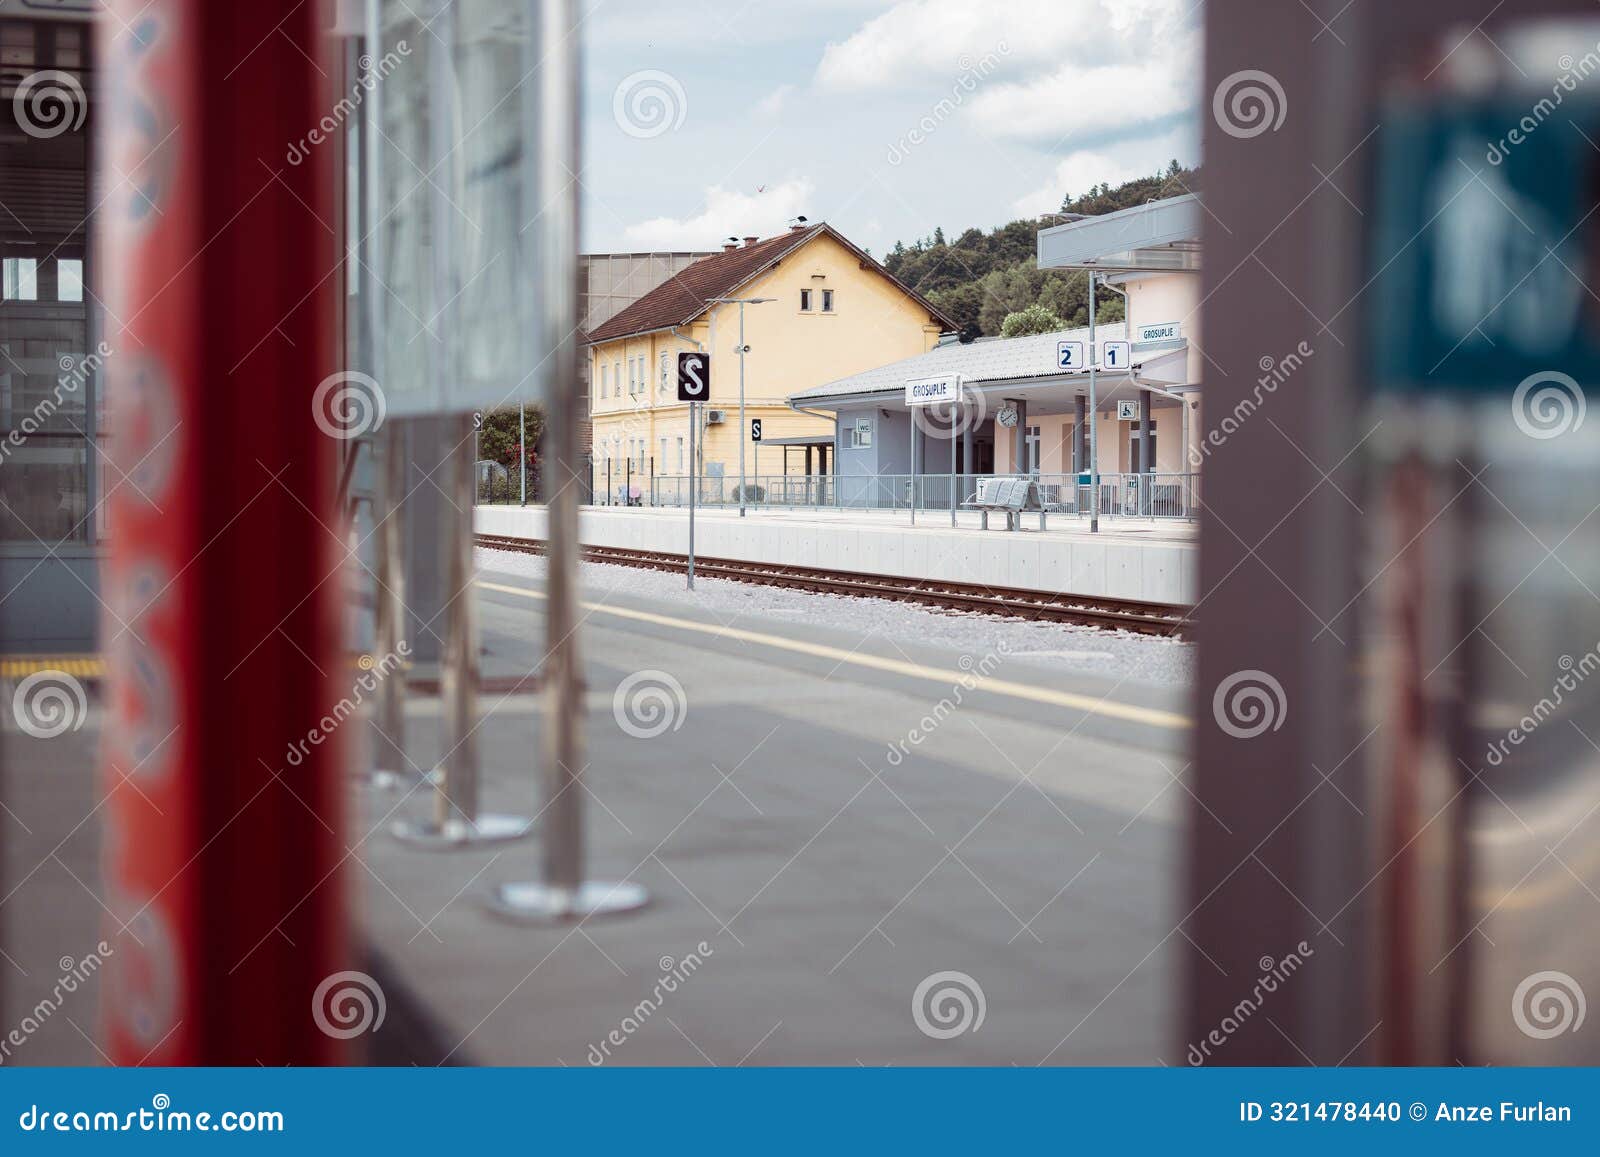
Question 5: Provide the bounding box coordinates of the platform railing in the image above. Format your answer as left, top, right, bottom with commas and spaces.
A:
623, 472, 1201, 519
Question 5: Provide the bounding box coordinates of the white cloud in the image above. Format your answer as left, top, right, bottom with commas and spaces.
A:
755, 84, 796, 117
620, 178, 817, 249
815, 0, 1197, 148
1009, 128, 1192, 217
969, 33, 1199, 146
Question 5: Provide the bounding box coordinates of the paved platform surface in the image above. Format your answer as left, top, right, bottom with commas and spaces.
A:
479, 503, 1200, 604
0, 563, 1191, 1066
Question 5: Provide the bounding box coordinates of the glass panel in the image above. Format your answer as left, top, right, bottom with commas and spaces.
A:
3, 258, 38, 301
57, 258, 83, 302
0, 434, 90, 543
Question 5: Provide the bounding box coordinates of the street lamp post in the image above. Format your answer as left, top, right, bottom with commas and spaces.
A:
709, 295, 775, 516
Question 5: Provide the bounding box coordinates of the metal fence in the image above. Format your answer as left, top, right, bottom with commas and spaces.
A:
646, 472, 1200, 518
479, 467, 1201, 518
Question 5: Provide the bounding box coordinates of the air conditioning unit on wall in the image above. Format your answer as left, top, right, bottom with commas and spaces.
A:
705, 409, 726, 424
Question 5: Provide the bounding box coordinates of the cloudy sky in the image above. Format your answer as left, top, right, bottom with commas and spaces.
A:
579, 0, 1202, 256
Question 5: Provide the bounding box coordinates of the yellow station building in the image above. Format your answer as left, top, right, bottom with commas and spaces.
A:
585, 222, 953, 500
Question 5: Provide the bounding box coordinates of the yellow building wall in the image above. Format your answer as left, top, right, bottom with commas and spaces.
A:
588, 231, 944, 489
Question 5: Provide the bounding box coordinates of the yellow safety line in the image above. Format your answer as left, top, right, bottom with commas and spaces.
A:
0, 657, 106, 678
477, 580, 1191, 731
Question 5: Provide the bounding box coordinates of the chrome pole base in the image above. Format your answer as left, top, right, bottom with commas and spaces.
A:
391, 812, 532, 849
353, 767, 410, 791
485, 880, 649, 924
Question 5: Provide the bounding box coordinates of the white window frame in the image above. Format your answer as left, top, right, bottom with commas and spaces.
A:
799, 288, 812, 311
821, 288, 834, 313
850, 416, 873, 449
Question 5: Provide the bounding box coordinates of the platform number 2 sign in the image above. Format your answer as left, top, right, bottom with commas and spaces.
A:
677, 352, 710, 401
1057, 340, 1084, 370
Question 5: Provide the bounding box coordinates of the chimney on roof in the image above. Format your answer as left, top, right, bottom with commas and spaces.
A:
743, 235, 759, 247
789, 215, 809, 232
722, 240, 738, 251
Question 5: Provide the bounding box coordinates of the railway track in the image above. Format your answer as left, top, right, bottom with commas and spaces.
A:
476, 534, 1194, 638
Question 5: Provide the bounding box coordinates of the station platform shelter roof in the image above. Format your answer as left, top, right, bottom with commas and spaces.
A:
787, 322, 1192, 418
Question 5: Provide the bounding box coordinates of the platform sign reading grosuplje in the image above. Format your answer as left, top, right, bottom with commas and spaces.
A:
677, 352, 710, 402
905, 373, 963, 406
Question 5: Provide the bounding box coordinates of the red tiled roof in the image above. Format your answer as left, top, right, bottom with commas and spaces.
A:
583, 223, 955, 345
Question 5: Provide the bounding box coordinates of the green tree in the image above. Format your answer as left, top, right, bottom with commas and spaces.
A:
1000, 303, 1066, 337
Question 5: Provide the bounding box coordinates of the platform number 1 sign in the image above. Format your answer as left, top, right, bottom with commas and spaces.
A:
1101, 340, 1130, 370
677, 352, 710, 401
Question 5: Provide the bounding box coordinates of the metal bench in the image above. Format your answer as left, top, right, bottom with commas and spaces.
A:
962, 477, 1049, 531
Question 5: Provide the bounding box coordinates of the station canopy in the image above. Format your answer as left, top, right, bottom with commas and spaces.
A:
1037, 193, 1202, 273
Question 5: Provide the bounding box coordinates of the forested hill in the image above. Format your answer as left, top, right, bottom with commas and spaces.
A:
881, 162, 1198, 339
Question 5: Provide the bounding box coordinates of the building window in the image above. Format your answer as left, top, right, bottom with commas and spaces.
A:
57, 259, 83, 303
676, 436, 684, 471
821, 288, 834, 313
799, 288, 812, 311
599, 363, 608, 398
850, 416, 873, 449
1024, 424, 1040, 475
613, 360, 621, 398
2, 258, 38, 301
659, 352, 668, 393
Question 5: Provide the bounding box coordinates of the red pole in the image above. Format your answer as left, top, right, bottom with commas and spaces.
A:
99, 1, 344, 1064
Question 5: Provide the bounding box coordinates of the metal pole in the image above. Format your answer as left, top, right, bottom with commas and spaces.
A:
737, 301, 747, 516
1088, 270, 1100, 534
370, 422, 409, 789
950, 399, 957, 527
688, 402, 697, 589
519, 401, 526, 505
492, 0, 645, 920
909, 413, 917, 526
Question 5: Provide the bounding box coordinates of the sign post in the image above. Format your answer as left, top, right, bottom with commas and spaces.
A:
905, 373, 964, 529
1087, 272, 1099, 534
677, 350, 711, 588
